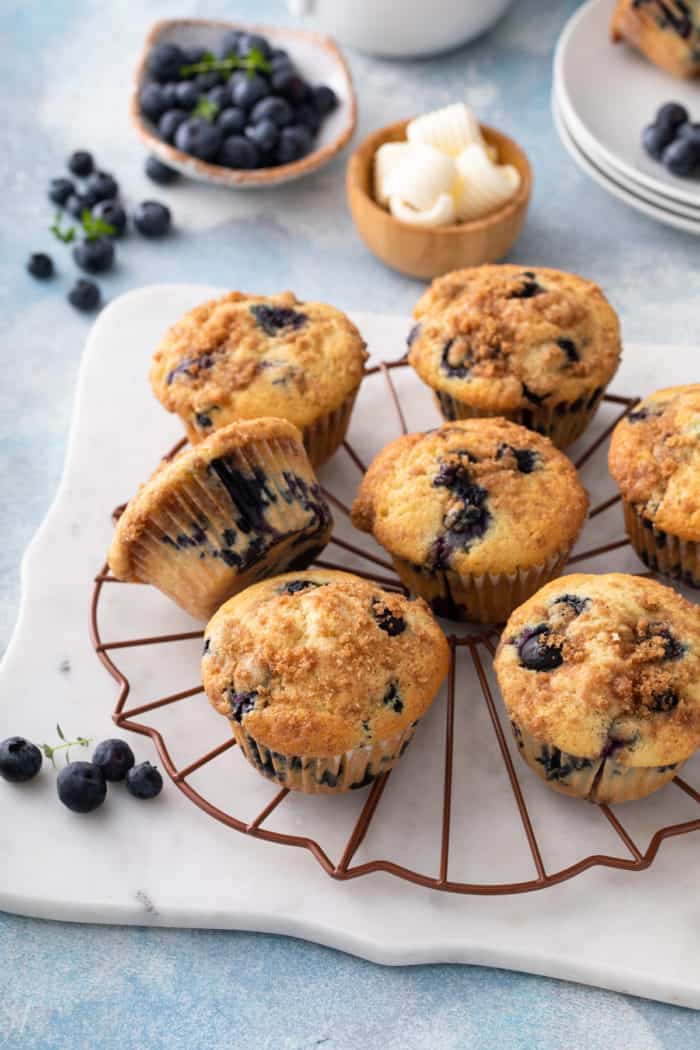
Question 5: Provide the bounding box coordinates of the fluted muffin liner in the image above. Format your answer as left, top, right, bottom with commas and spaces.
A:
510, 718, 685, 803
390, 548, 572, 624
622, 500, 700, 589
116, 434, 332, 621
301, 384, 362, 469
433, 386, 606, 450
230, 719, 420, 794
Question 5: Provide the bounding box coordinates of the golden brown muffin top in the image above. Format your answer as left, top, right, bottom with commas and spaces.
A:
201, 569, 450, 756
150, 290, 368, 441
608, 384, 700, 542
495, 573, 700, 767
408, 265, 621, 412
351, 419, 588, 576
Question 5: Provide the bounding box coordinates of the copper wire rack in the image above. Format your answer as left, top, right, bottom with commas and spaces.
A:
89, 360, 700, 895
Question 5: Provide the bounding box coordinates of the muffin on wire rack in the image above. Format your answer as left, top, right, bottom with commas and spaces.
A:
201, 569, 450, 793
351, 417, 588, 623
149, 290, 368, 468
609, 384, 700, 588
407, 264, 622, 448
495, 573, 700, 803
108, 418, 332, 621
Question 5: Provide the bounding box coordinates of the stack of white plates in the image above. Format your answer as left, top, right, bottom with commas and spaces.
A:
553, 0, 700, 234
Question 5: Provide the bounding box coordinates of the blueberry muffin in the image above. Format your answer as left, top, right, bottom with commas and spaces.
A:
351, 418, 588, 623
408, 265, 622, 448
495, 573, 700, 803
612, 0, 700, 78
109, 419, 332, 621
609, 384, 700, 588
150, 290, 368, 468
201, 569, 450, 793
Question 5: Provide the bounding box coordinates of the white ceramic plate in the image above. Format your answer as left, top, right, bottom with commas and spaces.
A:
554, 0, 700, 208
132, 19, 357, 188
553, 92, 700, 235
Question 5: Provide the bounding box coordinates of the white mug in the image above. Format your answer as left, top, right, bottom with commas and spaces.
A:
287, 0, 513, 58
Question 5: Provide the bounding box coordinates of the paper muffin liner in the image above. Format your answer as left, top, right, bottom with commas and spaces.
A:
301, 384, 362, 469
510, 719, 685, 804
390, 548, 572, 624
433, 385, 605, 450
622, 500, 700, 589
116, 433, 332, 621
230, 719, 420, 794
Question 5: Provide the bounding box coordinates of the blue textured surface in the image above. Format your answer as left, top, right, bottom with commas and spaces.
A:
1, 0, 698, 1045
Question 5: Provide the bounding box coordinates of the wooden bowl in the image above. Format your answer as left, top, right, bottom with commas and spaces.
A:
346, 119, 532, 279
132, 19, 357, 188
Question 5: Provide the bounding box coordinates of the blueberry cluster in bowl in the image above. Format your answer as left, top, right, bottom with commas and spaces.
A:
642, 102, 700, 178
139, 30, 338, 171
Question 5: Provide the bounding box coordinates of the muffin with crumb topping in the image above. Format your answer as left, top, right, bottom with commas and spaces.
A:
609, 384, 700, 588
495, 573, 700, 803
150, 290, 368, 468
201, 568, 450, 793
351, 418, 588, 623
408, 264, 622, 448
109, 418, 332, 621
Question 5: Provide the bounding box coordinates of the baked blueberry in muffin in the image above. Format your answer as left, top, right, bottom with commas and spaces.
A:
351, 418, 588, 623
150, 290, 368, 467
612, 0, 700, 78
201, 569, 450, 793
408, 265, 622, 449
495, 573, 700, 802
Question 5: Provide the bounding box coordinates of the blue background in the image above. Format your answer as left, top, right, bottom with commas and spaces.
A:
1, 0, 698, 1045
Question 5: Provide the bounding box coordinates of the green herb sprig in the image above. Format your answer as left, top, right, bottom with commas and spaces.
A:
192, 96, 220, 123
50, 211, 75, 244
49, 210, 114, 245
180, 46, 271, 80
40, 723, 92, 767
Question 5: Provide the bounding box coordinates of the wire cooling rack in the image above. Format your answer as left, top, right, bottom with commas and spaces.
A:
90, 361, 700, 895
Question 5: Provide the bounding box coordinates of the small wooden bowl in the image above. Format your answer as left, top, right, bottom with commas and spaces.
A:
346, 119, 532, 279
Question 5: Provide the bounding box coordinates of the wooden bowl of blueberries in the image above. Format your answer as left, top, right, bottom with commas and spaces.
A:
132, 19, 357, 187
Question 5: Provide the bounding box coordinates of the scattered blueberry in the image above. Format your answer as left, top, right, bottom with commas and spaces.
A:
27, 252, 54, 279
312, 84, 338, 115
251, 95, 293, 127
174, 117, 222, 160
57, 761, 107, 813
92, 739, 135, 782
68, 150, 94, 176
642, 122, 676, 160
145, 155, 180, 184
656, 102, 689, 130
246, 118, 279, 153
0, 737, 43, 783
232, 73, 269, 110
277, 125, 313, 164
48, 177, 75, 206
174, 80, 200, 109
219, 135, 259, 169
642, 101, 700, 178
68, 278, 101, 311
72, 236, 115, 274
92, 199, 127, 236
139, 83, 168, 121
126, 762, 163, 800
147, 43, 187, 83
84, 171, 119, 203
662, 136, 700, 176
217, 106, 247, 136
159, 108, 189, 144
133, 200, 171, 237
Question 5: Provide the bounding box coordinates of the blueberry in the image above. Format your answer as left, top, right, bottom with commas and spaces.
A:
68, 150, 94, 176
656, 102, 689, 130
270, 48, 291, 64
174, 117, 222, 160
228, 690, 258, 723
312, 84, 338, 115
279, 579, 321, 595
383, 682, 404, 714
139, 83, 168, 121
271, 70, 308, 104
251, 95, 293, 127
517, 625, 563, 672
232, 74, 269, 111
217, 106, 247, 136
496, 443, 538, 474
642, 122, 676, 160
27, 252, 54, 279
73, 237, 114, 274
92, 738, 135, 781
145, 155, 180, 184
92, 199, 127, 236
182, 45, 208, 65
294, 105, 321, 133
276, 125, 313, 164
662, 136, 700, 176
251, 303, 308, 334
65, 193, 89, 219
134, 200, 171, 237
57, 761, 107, 813
238, 33, 272, 60
678, 122, 700, 144
651, 689, 680, 712
245, 118, 279, 153
126, 761, 164, 800
218, 135, 260, 169
552, 594, 589, 616
84, 171, 118, 203
0, 737, 43, 783
371, 599, 406, 636
158, 107, 189, 144
207, 85, 230, 110
194, 71, 223, 91
147, 43, 187, 83
174, 80, 200, 109
68, 278, 101, 311
48, 177, 75, 206
217, 29, 243, 58
557, 337, 579, 363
